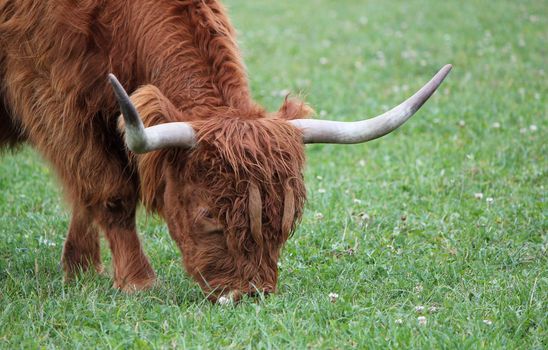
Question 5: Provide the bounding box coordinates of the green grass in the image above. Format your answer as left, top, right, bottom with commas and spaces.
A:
1, 0, 546, 348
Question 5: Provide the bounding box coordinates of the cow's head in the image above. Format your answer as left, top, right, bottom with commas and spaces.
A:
108, 64, 451, 302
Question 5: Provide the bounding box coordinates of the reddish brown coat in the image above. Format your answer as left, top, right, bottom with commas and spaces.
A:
1, 0, 312, 299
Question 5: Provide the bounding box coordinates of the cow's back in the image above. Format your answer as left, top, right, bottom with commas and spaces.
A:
1, 0, 117, 122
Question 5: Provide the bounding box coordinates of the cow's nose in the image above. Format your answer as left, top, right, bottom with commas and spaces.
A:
247, 288, 273, 298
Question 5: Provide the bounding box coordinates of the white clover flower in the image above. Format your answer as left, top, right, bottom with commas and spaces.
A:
417, 316, 427, 326
474, 192, 484, 200
319, 57, 329, 65
486, 197, 494, 204
492, 122, 501, 129
483, 319, 493, 325
415, 305, 425, 313
314, 212, 324, 220
395, 319, 403, 325
318, 188, 326, 194
414, 284, 424, 293
529, 124, 538, 132
328, 292, 339, 303
520, 127, 528, 134
428, 306, 439, 313
218, 296, 232, 306
458, 120, 466, 127
38, 237, 56, 247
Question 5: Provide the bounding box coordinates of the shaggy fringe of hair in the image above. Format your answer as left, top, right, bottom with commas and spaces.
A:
190, 116, 307, 239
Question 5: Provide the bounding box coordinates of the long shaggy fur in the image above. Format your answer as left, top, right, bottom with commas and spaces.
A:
0, 0, 313, 297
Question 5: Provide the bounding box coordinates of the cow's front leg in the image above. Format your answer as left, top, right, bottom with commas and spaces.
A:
61, 204, 103, 277
93, 197, 156, 292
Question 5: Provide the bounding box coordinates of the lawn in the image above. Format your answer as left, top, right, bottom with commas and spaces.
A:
0, 0, 546, 348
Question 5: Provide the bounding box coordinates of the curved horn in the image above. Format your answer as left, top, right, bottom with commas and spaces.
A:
108, 74, 196, 153
289, 64, 452, 144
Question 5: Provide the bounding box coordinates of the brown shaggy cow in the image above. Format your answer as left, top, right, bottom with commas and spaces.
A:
0, 0, 451, 302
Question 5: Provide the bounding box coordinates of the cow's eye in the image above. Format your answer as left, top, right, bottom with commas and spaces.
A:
195, 208, 223, 234
209, 228, 224, 236
203, 219, 224, 235
197, 207, 216, 221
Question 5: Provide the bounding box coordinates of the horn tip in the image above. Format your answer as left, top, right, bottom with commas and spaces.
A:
107, 73, 128, 102
432, 64, 453, 86
441, 64, 453, 75
107, 73, 120, 86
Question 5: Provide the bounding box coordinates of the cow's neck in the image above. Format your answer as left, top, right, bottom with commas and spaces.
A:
129, 1, 257, 119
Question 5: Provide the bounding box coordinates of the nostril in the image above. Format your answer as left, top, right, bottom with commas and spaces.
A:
247, 291, 259, 298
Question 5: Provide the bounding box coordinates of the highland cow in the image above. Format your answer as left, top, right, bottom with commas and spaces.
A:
0, 0, 451, 302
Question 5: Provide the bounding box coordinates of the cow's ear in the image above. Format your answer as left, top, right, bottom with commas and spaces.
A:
117, 85, 184, 132
277, 96, 314, 120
